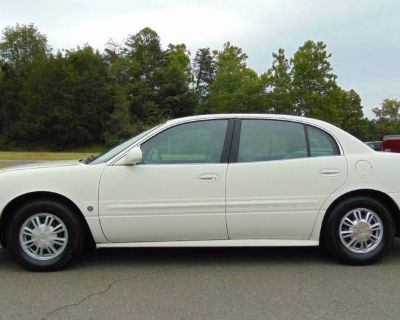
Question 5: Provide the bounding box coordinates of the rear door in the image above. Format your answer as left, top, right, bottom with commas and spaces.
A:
226, 119, 347, 240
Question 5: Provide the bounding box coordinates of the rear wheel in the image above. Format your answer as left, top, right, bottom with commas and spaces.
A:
323, 196, 395, 265
6, 200, 85, 271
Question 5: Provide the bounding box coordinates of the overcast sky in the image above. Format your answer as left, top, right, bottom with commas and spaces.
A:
1, 0, 399, 117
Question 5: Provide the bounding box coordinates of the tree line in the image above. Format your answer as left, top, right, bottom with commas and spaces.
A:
0, 24, 398, 150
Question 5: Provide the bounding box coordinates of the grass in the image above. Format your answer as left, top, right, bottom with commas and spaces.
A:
0, 151, 100, 161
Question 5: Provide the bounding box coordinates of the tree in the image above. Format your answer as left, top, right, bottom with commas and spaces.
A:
372, 99, 400, 138
263, 48, 293, 114
103, 45, 133, 146
205, 42, 265, 113
0, 23, 386, 149
373, 99, 400, 121
0, 23, 50, 67
193, 48, 216, 102
156, 44, 197, 118
333, 88, 368, 139
63, 46, 112, 146
0, 24, 51, 147
291, 40, 338, 121
125, 28, 164, 122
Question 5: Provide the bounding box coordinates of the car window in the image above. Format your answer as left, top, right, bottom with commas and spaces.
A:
307, 125, 339, 157
141, 120, 228, 164
89, 125, 162, 164
238, 120, 308, 162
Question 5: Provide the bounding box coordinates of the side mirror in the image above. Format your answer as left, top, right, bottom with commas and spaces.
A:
122, 146, 142, 165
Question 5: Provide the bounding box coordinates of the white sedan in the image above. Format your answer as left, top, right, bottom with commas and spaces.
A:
0, 114, 399, 271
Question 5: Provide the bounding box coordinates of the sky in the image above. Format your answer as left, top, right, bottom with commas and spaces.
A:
1, 0, 399, 118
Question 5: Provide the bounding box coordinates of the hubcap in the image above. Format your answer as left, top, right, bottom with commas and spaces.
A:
19, 213, 68, 261
339, 208, 383, 253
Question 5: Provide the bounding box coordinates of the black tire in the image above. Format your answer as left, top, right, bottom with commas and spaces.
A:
323, 196, 395, 265
6, 200, 85, 271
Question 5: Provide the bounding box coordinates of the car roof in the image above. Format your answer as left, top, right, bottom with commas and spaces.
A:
166, 114, 324, 126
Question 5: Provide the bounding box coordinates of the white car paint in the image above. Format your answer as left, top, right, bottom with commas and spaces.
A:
99, 163, 228, 242
226, 155, 347, 239
1, 114, 400, 248
0, 161, 108, 243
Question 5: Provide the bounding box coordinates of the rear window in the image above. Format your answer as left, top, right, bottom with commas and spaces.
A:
307, 125, 340, 157
236, 120, 340, 163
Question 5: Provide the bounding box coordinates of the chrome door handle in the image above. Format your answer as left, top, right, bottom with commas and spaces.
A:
319, 168, 340, 176
197, 173, 220, 182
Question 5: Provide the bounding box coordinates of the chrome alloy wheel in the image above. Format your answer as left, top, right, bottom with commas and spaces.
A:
19, 213, 68, 261
339, 208, 383, 254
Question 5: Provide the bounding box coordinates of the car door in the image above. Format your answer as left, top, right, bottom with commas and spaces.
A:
99, 119, 233, 243
226, 119, 347, 240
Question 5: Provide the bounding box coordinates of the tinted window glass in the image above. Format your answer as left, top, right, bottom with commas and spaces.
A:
141, 120, 228, 164
90, 125, 161, 164
238, 120, 307, 162
307, 126, 339, 157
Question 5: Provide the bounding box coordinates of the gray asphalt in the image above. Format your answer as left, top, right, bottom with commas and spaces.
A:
1, 242, 400, 320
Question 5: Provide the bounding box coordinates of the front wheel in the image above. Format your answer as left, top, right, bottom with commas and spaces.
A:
323, 196, 395, 265
6, 200, 85, 271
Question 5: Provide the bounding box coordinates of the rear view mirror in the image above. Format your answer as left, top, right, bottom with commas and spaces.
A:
123, 147, 143, 165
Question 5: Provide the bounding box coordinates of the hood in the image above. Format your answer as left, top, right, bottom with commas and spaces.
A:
0, 160, 82, 173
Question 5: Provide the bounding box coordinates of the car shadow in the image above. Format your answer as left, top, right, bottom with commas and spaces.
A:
1, 239, 400, 272
76, 239, 400, 270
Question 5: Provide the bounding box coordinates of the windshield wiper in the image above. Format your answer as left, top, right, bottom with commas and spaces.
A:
79, 155, 97, 164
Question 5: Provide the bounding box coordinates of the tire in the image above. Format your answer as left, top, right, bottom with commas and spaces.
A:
323, 196, 395, 265
6, 200, 85, 271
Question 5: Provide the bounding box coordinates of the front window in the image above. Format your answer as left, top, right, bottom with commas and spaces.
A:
89, 125, 162, 164
141, 120, 228, 164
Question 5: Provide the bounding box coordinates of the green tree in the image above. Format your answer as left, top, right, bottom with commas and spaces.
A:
205, 42, 265, 113
291, 40, 338, 121
372, 99, 400, 138
103, 43, 133, 145
10, 46, 111, 149
333, 88, 368, 139
373, 98, 400, 121
16, 53, 75, 147
0, 23, 382, 149
0, 24, 51, 147
157, 44, 197, 118
125, 27, 164, 122
64, 46, 112, 146
193, 48, 216, 103
0, 24, 50, 71
263, 48, 293, 114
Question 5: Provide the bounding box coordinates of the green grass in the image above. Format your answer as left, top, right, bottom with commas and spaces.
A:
0, 151, 100, 160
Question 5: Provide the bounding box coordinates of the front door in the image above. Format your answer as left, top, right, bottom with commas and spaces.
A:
99, 119, 231, 243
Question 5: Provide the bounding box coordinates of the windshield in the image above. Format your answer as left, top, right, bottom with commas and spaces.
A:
88, 124, 162, 164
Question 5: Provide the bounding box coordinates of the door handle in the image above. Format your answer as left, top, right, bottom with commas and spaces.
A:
197, 173, 220, 182
319, 168, 340, 176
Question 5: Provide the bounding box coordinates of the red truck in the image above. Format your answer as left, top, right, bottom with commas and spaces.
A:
382, 135, 400, 152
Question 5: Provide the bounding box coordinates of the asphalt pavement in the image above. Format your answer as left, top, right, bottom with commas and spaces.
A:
1, 242, 400, 320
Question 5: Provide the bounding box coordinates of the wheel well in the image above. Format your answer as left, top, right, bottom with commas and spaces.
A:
0, 191, 95, 248
320, 189, 400, 241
